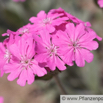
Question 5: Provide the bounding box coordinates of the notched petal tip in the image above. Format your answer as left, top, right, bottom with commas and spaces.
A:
96, 35, 102, 41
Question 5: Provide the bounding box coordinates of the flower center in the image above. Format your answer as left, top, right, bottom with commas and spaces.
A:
42, 18, 51, 25
25, 60, 29, 64
4, 49, 11, 59
21, 56, 32, 69
73, 42, 77, 47
19, 28, 29, 34
46, 44, 58, 56
69, 39, 80, 52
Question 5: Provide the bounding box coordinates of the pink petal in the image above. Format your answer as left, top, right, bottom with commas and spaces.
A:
39, 30, 51, 46
37, 10, 46, 19
29, 17, 39, 23
4, 63, 20, 73
33, 34, 42, 43
32, 64, 47, 77
0, 43, 5, 53
98, 0, 103, 8
0, 58, 6, 68
0, 97, 4, 103
96, 35, 102, 41
36, 43, 47, 54
0, 69, 4, 77
80, 41, 99, 50
7, 67, 21, 81
52, 36, 62, 46
30, 24, 43, 31
17, 38, 34, 58
75, 49, 85, 67
75, 23, 85, 40
46, 25, 55, 33
26, 38, 35, 58
47, 56, 56, 71
52, 17, 68, 26
55, 56, 66, 71
85, 22, 91, 27
19, 38, 28, 57
62, 48, 74, 66
59, 45, 72, 55
53, 30, 70, 45
66, 23, 75, 41
17, 69, 27, 86
47, 12, 63, 19
80, 49, 94, 63
8, 33, 20, 46
79, 31, 96, 42
9, 44, 21, 59
35, 53, 47, 63
27, 68, 34, 85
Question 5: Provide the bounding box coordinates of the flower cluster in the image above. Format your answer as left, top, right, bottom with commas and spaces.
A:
0, 8, 102, 86
98, 0, 103, 8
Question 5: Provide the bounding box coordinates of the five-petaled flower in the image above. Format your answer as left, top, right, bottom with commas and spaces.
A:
34, 30, 66, 71
29, 10, 68, 33
53, 23, 101, 67
4, 38, 47, 86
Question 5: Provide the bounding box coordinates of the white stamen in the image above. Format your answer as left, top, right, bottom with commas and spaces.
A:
46, 44, 58, 56
4, 50, 10, 59
20, 56, 32, 69
19, 28, 29, 34
42, 18, 51, 26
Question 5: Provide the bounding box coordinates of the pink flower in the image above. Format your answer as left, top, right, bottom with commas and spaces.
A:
0, 97, 4, 103
0, 30, 20, 77
34, 30, 66, 71
13, 0, 26, 2
29, 10, 68, 33
0, 8, 102, 86
4, 38, 47, 86
53, 23, 101, 67
98, 0, 103, 8
2, 30, 20, 47
16, 23, 33, 39
85, 22, 102, 41
50, 7, 84, 24
2, 29, 12, 37
0, 42, 11, 77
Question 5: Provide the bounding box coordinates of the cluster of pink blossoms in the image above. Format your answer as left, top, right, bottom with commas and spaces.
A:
98, 0, 103, 8
0, 8, 102, 86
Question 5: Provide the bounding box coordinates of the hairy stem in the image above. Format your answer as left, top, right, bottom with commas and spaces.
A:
54, 75, 67, 94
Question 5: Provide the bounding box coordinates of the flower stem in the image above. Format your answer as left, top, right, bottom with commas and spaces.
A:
54, 75, 67, 94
